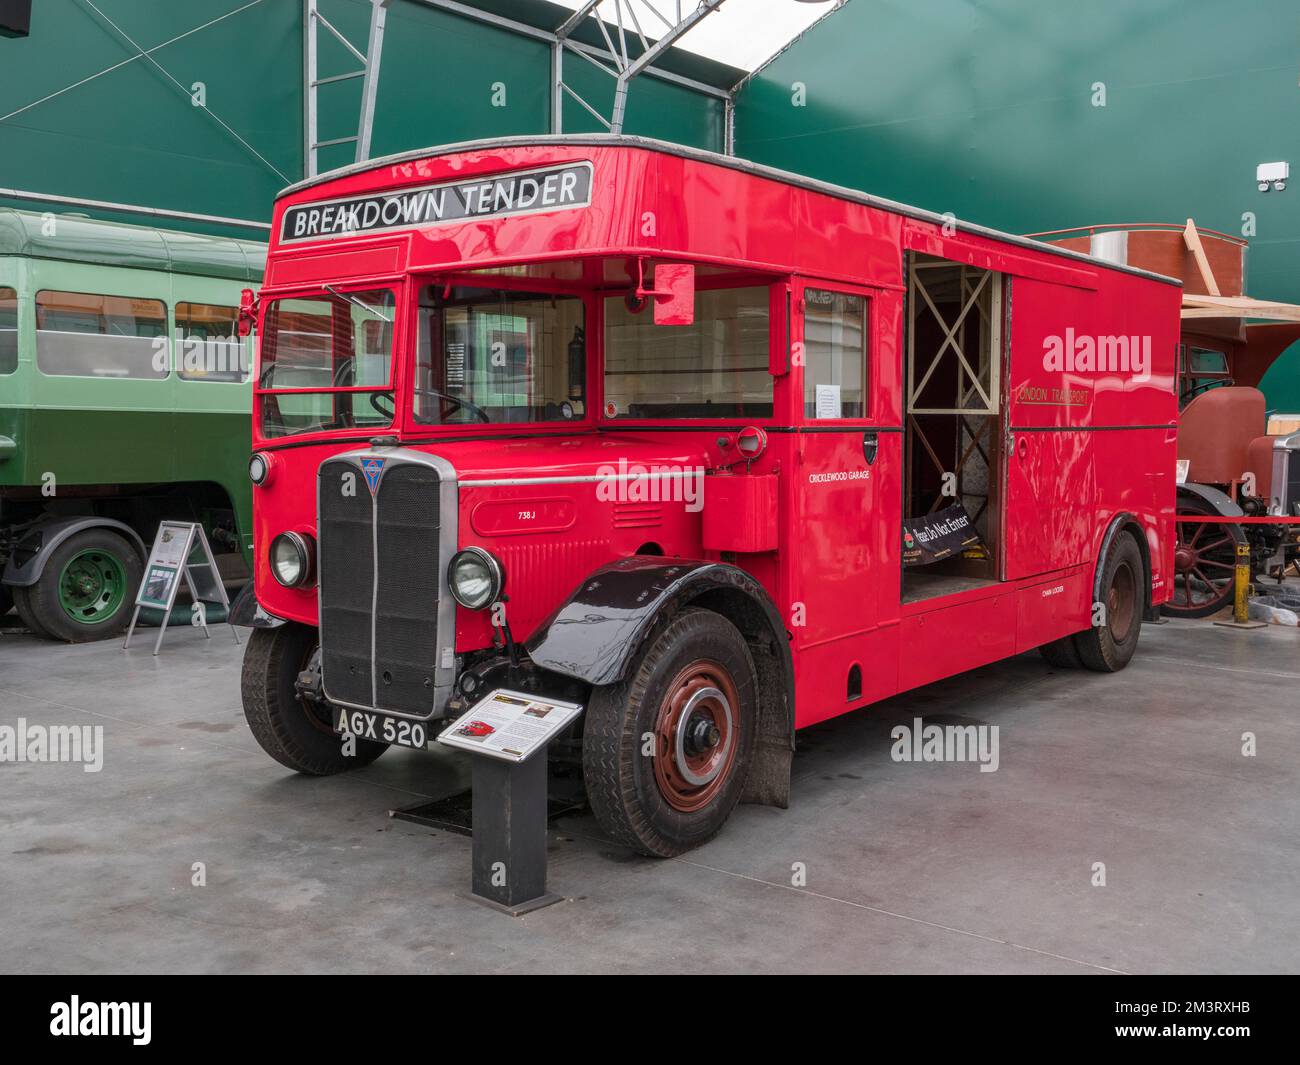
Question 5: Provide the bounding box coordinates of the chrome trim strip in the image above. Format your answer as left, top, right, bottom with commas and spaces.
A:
369, 494, 380, 708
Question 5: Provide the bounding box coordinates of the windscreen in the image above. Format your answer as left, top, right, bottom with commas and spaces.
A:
257, 287, 395, 438
602, 285, 772, 419
413, 284, 586, 425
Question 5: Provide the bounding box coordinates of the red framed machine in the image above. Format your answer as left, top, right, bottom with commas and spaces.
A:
238, 136, 1181, 856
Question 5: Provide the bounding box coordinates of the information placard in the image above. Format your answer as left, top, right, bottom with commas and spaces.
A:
437, 689, 584, 763
123, 521, 240, 655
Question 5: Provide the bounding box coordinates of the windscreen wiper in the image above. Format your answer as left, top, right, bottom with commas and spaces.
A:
324, 283, 391, 323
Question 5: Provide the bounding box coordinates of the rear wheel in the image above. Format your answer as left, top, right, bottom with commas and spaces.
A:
241, 622, 388, 775
582, 609, 757, 858
23, 530, 142, 642
12, 586, 51, 638
0, 584, 12, 618
1164, 494, 1242, 618
1076, 532, 1144, 673
1038, 634, 1083, 669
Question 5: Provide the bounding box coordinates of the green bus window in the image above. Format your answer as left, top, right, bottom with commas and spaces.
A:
0, 287, 16, 375
176, 302, 248, 382
35, 291, 168, 379
803, 289, 868, 419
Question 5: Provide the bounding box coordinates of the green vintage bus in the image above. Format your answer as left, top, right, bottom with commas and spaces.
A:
0, 209, 265, 641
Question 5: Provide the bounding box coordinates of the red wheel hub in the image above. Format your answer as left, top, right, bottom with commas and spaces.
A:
1170, 515, 1237, 612
652, 660, 738, 813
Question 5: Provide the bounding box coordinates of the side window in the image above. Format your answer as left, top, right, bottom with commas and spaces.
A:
175, 302, 249, 382
35, 291, 168, 379
0, 287, 16, 375
804, 288, 868, 418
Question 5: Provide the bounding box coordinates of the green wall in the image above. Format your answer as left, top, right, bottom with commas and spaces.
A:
735, 0, 1300, 412
0, 0, 724, 231
0, 0, 301, 234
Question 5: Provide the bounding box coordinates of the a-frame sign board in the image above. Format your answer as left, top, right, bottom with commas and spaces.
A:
123, 521, 241, 655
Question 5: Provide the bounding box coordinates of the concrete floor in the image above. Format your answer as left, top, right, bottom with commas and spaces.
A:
1, 611, 1297, 974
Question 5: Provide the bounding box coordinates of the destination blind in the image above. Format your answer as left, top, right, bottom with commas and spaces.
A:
280, 161, 593, 242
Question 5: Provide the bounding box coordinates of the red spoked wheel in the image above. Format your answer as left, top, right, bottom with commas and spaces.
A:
1165, 495, 1244, 619
651, 660, 739, 814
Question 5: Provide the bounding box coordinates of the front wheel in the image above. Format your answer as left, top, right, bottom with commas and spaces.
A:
241, 623, 387, 775
582, 609, 757, 858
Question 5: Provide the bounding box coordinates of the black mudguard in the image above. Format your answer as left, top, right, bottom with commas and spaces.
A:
2, 516, 147, 587
1094, 511, 1156, 621
227, 581, 286, 629
1177, 481, 1244, 518
526, 557, 795, 807
526, 557, 783, 685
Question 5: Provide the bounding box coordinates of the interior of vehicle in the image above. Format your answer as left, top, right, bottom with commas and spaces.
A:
902, 253, 1004, 603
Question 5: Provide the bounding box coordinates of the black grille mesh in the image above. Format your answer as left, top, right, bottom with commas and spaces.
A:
374, 464, 441, 715
318, 456, 442, 716
319, 458, 375, 709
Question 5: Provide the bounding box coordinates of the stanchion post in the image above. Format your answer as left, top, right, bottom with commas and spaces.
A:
1215, 542, 1267, 630
1233, 543, 1250, 623
466, 754, 561, 915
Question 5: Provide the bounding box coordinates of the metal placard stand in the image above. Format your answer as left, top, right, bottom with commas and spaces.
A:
438, 689, 584, 916
469, 755, 557, 915
123, 521, 241, 655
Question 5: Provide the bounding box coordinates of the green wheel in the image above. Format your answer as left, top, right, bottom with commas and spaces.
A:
24, 529, 143, 642
58, 547, 129, 622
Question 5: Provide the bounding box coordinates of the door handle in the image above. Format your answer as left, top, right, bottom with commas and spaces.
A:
863, 430, 878, 465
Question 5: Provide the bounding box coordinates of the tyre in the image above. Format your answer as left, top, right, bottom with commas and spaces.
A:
1163, 494, 1243, 618
582, 608, 757, 858
22, 529, 143, 643
12, 586, 51, 638
1075, 532, 1144, 673
1038, 634, 1083, 669
0, 583, 12, 618
241, 622, 388, 775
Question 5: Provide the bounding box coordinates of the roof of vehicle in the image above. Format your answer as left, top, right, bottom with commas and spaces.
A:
278, 134, 1180, 288
0, 209, 266, 282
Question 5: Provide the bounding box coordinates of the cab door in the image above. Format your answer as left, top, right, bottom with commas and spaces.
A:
790, 280, 903, 726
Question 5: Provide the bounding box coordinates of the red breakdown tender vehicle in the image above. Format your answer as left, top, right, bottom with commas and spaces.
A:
239, 135, 1180, 857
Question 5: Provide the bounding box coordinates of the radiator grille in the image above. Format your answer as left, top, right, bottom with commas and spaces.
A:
1284, 446, 1300, 515
373, 464, 441, 714
318, 457, 374, 709
318, 455, 443, 717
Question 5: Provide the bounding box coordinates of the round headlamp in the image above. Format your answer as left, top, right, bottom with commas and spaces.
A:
270, 531, 315, 588
249, 452, 273, 486
448, 547, 503, 610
